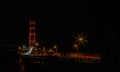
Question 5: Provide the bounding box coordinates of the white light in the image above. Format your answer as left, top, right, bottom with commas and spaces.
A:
74, 44, 78, 48
53, 45, 57, 49
79, 38, 83, 41
35, 43, 39, 46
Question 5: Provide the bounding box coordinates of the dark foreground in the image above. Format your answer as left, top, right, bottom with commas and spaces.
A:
20, 55, 101, 72
0, 47, 114, 72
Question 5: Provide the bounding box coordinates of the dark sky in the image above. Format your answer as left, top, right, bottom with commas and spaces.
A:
0, 1, 118, 64
0, 2, 89, 43
0, 1, 114, 54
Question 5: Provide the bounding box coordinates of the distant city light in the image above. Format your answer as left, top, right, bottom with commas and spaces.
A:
53, 45, 57, 53
35, 43, 39, 46
73, 44, 78, 48
53, 45, 57, 49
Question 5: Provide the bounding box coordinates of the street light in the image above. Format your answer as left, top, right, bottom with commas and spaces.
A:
73, 44, 79, 53
73, 33, 88, 46
73, 33, 88, 58
74, 44, 78, 48
53, 45, 57, 53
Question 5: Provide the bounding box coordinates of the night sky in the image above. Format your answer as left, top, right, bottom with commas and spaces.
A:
0, 2, 104, 52
0, 1, 117, 64
0, 2, 94, 52
0, 1, 119, 66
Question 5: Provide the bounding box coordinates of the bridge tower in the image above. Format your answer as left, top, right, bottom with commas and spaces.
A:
29, 19, 36, 46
